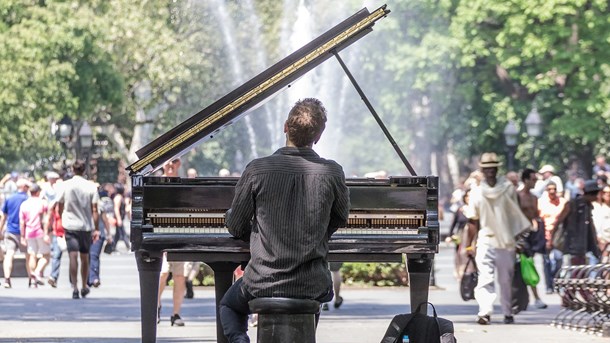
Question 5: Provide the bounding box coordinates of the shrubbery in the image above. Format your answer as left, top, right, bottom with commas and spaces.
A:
341, 262, 408, 287
189, 262, 409, 287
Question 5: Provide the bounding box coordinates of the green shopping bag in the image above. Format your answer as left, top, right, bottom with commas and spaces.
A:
519, 253, 540, 286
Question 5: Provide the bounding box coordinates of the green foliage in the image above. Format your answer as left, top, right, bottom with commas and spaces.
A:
1, 0, 609, 182
342, 262, 408, 287
0, 1, 122, 173
450, 0, 610, 172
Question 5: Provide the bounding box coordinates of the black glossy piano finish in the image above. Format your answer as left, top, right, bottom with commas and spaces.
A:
131, 174, 438, 342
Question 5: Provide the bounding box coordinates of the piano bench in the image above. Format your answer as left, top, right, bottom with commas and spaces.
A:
249, 298, 320, 343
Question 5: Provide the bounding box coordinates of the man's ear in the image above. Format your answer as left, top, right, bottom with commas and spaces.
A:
283, 121, 288, 133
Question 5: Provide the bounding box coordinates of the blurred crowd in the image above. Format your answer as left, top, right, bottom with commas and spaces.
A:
445, 153, 610, 324
0, 164, 131, 294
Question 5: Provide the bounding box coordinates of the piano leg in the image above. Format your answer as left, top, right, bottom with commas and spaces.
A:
207, 261, 241, 343
135, 250, 163, 343
407, 254, 433, 315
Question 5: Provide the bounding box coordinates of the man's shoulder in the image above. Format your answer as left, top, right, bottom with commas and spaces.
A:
249, 153, 344, 175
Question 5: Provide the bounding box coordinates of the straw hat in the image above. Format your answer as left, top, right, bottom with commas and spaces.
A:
478, 152, 502, 168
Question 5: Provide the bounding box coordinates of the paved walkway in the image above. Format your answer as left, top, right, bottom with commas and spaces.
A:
0, 245, 606, 342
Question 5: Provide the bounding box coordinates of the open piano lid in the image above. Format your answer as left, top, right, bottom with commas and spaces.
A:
127, 5, 390, 176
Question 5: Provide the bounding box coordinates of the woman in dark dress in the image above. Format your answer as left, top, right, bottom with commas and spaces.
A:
445, 189, 472, 280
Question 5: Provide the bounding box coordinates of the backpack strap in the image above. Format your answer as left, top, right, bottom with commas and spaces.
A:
415, 302, 443, 339
380, 313, 417, 343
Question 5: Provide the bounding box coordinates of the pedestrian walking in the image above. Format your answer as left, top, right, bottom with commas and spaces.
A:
0, 178, 30, 288
554, 180, 601, 266
516, 168, 547, 309
445, 189, 472, 281
56, 160, 99, 299
464, 152, 531, 325
157, 158, 187, 326
538, 181, 567, 293
593, 185, 610, 262
111, 183, 130, 252
88, 188, 113, 287
19, 184, 50, 287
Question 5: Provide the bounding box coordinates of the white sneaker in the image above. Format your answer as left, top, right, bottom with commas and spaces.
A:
535, 299, 547, 309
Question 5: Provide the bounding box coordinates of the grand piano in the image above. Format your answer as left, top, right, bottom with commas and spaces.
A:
128, 5, 439, 343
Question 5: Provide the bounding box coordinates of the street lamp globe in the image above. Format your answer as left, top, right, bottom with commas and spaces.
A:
56, 115, 73, 143
525, 105, 542, 137
503, 120, 519, 147
79, 121, 93, 151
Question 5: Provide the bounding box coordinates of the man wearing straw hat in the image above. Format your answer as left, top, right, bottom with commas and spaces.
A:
464, 152, 531, 325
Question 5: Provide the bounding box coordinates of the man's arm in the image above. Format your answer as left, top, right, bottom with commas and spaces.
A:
43, 204, 54, 236
92, 203, 99, 231
0, 214, 5, 240
552, 201, 570, 230
19, 207, 26, 244
91, 202, 100, 241
464, 219, 479, 256
462, 190, 480, 256
113, 195, 123, 228
327, 175, 349, 236
225, 174, 254, 241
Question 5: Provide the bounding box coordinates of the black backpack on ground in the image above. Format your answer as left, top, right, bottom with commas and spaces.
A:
380, 302, 457, 343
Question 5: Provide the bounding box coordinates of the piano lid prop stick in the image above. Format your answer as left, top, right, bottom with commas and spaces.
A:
331, 50, 417, 176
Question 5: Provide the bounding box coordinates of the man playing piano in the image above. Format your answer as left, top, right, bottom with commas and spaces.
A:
219, 98, 350, 342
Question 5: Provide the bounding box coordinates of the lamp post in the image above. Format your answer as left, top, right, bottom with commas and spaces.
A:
503, 120, 519, 171
54, 115, 73, 145
52, 115, 74, 173
78, 121, 93, 177
525, 105, 543, 166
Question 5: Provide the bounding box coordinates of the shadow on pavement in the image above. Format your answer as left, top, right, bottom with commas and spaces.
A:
0, 296, 216, 322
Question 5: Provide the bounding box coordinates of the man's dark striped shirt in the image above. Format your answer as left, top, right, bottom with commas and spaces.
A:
226, 147, 350, 299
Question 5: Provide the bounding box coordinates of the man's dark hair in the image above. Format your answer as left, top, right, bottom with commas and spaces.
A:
72, 160, 86, 175
521, 168, 536, 182
286, 98, 327, 147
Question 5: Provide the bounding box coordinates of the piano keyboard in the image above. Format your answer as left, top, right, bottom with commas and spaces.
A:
151, 226, 421, 235
148, 212, 425, 235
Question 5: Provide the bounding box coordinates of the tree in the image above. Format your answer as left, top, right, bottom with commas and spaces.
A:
0, 1, 122, 174
451, 0, 610, 176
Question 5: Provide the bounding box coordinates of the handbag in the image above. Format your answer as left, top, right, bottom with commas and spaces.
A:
527, 218, 546, 254
511, 260, 529, 314
460, 255, 478, 301
551, 223, 565, 252
519, 253, 540, 286
56, 235, 68, 252
103, 241, 114, 254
